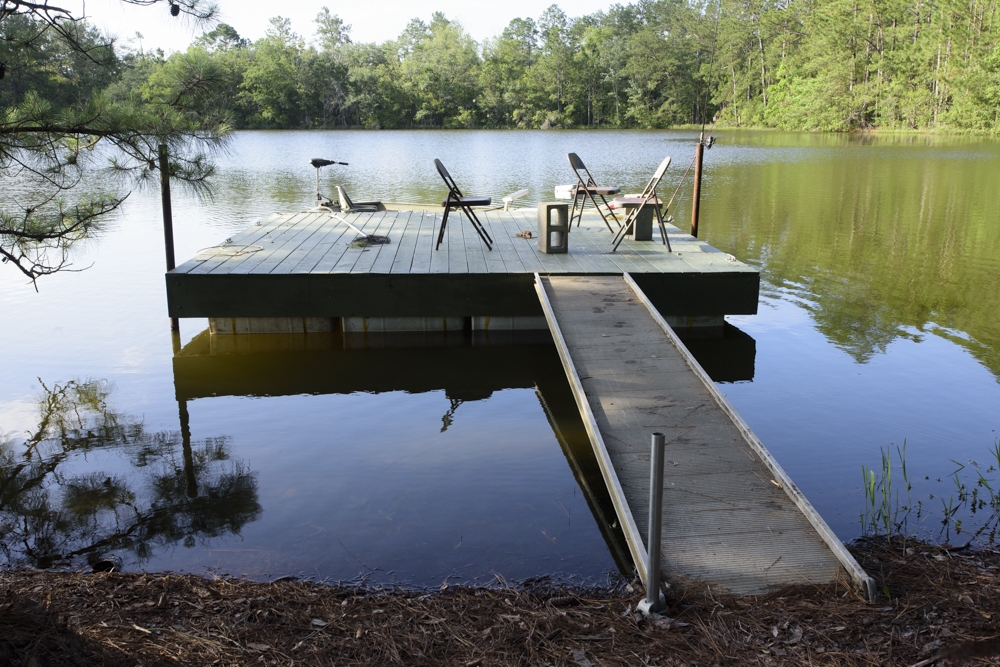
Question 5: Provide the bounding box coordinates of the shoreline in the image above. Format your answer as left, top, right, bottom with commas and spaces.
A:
3, 538, 998, 665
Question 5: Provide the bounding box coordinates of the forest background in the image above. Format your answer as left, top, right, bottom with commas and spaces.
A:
3, 0, 999, 138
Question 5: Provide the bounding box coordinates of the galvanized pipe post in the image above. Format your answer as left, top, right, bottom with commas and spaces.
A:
159, 143, 179, 333
690, 134, 704, 238
638, 432, 667, 615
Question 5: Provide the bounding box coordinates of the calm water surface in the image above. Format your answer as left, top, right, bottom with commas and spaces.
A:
2, 130, 998, 582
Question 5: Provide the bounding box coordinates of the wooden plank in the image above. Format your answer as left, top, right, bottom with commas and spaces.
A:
537, 273, 868, 597
350, 211, 397, 274
409, 211, 436, 275
481, 210, 524, 273
429, 212, 450, 274
369, 210, 412, 274
501, 218, 545, 273
622, 272, 876, 600
462, 209, 491, 274
269, 213, 340, 274
389, 211, 421, 274
534, 274, 649, 580
287, 216, 355, 274
328, 211, 379, 273
178, 213, 284, 274
225, 212, 322, 275
447, 208, 469, 274
255, 213, 333, 274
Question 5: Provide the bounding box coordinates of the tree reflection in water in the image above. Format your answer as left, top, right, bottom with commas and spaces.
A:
0, 379, 261, 570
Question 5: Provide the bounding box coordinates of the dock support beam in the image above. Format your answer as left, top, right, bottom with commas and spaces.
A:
159, 143, 179, 333
638, 432, 667, 615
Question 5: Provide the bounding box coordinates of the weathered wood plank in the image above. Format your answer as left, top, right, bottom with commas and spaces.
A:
350, 212, 397, 274
481, 210, 524, 274
178, 213, 284, 274
269, 213, 342, 274
369, 210, 411, 274
409, 211, 436, 274
328, 211, 379, 274
226, 212, 323, 275
537, 273, 870, 597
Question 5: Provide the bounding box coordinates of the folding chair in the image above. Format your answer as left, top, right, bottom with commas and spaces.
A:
434, 159, 493, 251
336, 185, 382, 213
567, 153, 621, 232
611, 156, 672, 252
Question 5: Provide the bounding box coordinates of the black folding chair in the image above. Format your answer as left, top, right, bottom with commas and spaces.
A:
434, 159, 493, 251
567, 153, 621, 232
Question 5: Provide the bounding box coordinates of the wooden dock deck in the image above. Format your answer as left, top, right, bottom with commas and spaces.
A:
166, 208, 758, 321
535, 273, 875, 597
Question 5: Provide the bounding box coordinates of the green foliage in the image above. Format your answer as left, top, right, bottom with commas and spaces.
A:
1, 1, 229, 283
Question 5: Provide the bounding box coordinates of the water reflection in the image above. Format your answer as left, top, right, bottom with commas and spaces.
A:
701, 134, 1000, 380
0, 379, 261, 570
170, 326, 757, 580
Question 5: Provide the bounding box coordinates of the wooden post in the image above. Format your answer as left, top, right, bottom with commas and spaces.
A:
178, 399, 198, 498
159, 143, 179, 333
691, 135, 704, 238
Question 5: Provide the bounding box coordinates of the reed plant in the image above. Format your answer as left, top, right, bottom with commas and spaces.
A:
860, 439, 1000, 545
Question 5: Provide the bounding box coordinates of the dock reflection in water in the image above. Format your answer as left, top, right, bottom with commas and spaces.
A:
168, 324, 755, 584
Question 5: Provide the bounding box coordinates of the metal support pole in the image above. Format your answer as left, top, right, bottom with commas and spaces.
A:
691, 136, 704, 239
638, 432, 667, 615
159, 143, 179, 333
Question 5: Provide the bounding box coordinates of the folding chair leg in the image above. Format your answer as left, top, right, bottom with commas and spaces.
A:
586, 191, 617, 232
462, 206, 493, 250
611, 206, 639, 251
656, 207, 671, 252
436, 206, 451, 250
570, 193, 583, 227
598, 194, 620, 225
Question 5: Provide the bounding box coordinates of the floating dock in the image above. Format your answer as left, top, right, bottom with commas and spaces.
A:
165, 208, 757, 329
167, 206, 874, 598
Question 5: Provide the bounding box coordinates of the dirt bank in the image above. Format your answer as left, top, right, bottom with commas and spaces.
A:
2, 538, 999, 666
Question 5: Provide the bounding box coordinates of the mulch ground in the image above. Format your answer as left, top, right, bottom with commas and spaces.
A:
2, 538, 1000, 666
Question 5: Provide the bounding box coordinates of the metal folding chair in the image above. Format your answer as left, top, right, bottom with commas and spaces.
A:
611, 156, 672, 252
434, 159, 493, 251
567, 153, 621, 232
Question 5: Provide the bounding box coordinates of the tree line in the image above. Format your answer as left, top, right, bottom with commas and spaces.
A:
4, 0, 997, 135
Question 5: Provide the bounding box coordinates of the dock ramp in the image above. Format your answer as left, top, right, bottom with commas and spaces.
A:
535, 273, 875, 598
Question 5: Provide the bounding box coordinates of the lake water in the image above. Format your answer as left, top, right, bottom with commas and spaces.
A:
2, 130, 999, 583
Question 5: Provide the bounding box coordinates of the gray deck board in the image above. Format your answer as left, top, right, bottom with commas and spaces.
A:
410, 211, 436, 274
537, 274, 862, 596
289, 217, 353, 273
447, 211, 469, 274
174, 208, 755, 278
369, 210, 411, 273
167, 208, 761, 321
223, 212, 319, 275
179, 214, 284, 275
482, 210, 524, 273
349, 212, 395, 274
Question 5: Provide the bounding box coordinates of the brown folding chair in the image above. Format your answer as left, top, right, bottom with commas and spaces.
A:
567, 153, 621, 232
434, 159, 493, 251
611, 156, 672, 252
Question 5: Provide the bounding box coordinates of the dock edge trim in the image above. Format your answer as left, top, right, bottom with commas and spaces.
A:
622, 272, 877, 602
533, 273, 649, 581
